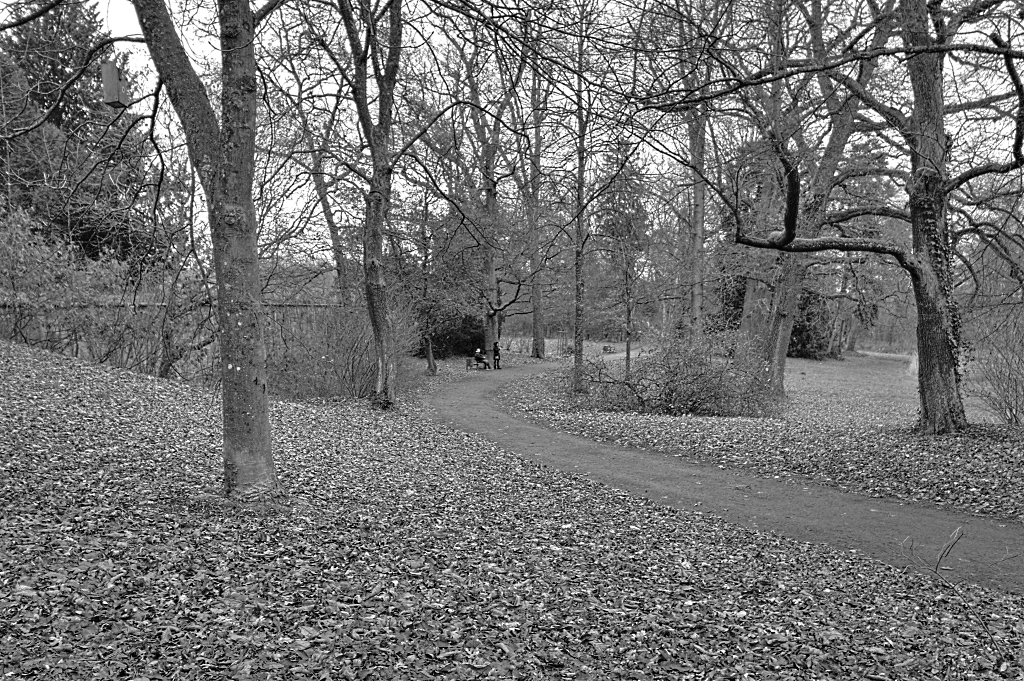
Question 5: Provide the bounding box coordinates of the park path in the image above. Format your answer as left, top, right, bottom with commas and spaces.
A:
423, 360, 1024, 594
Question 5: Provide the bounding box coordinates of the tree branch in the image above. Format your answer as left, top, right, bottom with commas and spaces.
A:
826, 69, 909, 137
131, 0, 221, 195
825, 205, 911, 225
946, 32, 1024, 191
0, 0, 64, 31
253, 0, 288, 26
762, 131, 800, 247
736, 231, 913, 270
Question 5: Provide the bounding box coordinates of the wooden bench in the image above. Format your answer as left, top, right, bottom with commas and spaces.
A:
465, 356, 491, 370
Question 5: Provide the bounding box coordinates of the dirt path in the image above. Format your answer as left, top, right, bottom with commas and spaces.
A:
424, 361, 1024, 594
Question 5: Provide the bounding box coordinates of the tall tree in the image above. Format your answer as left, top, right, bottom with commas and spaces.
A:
304, 0, 404, 407
445, 15, 527, 369
732, 0, 1023, 432
593, 141, 649, 374
131, 0, 280, 493
507, 15, 554, 359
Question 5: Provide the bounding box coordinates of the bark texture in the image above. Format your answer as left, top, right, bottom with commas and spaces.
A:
132, 0, 278, 496
528, 78, 546, 359
364, 169, 396, 405
901, 0, 967, 433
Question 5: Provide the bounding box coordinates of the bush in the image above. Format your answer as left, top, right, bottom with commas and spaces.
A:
789, 290, 833, 360
265, 301, 421, 401
964, 310, 1024, 425
575, 332, 779, 418
0, 208, 172, 371
419, 314, 485, 360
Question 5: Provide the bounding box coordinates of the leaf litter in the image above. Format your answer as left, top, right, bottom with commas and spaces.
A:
498, 355, 1024, 525
1, 341, 1022, 679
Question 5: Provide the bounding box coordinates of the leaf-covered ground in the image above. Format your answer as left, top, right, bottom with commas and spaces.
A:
2, 341, 1023, 680
498, 353, 1024, 525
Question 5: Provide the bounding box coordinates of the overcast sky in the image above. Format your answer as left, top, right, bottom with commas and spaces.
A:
97, 0, 142, 38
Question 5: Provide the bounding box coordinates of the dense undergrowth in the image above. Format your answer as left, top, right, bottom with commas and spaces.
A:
572, 335, 778, 418
2, 342, 1023, 679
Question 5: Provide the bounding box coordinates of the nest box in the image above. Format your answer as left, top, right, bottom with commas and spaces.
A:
101, 61, 130, 109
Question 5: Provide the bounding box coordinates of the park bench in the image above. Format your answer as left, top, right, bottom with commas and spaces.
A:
465, 356, 491, 370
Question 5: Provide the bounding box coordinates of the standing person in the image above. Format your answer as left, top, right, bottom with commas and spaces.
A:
493, 342, 501, 370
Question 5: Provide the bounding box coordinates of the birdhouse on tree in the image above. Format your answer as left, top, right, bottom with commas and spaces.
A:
101, 61, 130, 109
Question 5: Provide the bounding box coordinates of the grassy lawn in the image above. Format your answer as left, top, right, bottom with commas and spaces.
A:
2, 341, 1023, 680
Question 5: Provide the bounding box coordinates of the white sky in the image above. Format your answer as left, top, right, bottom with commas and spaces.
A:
95, 0, 219, 85
97, 0, 142, 39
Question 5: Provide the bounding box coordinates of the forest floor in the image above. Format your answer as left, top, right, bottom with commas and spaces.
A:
424, 350, 1024, 595
2, 340, 1024, 679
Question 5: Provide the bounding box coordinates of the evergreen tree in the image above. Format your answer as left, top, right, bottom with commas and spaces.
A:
0, 1, 152, 261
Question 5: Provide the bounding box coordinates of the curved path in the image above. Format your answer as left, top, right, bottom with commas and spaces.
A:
424, 361, 1024, 594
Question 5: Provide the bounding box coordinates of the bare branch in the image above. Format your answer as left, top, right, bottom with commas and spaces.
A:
132, 0, 220, 195
765, 133, 801, 248
825, 205, 911, 225
736, 231, 913, 270
945, 33, 1024, 192
253, 0, 288, 26
0, 0, 63, 31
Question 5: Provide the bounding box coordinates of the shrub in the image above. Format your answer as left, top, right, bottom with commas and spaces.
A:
0, 208, 172, 370
575, 332, 779, 418
964, 310, 1024, 425
419, 314, 484, 360
265, 301, 420, 401
789, 290, 833, 360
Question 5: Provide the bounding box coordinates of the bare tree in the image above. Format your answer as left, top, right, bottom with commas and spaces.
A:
507, 16, 555, 359
297, 0, 404, 406
130, 0, 282, 493
731, 0, 1023, 433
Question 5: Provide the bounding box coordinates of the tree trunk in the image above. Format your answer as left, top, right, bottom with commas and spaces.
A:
571, 26, 589, 392
573, 238, 586, 390
910, 262, 967, 433
527, 67, 547, 359
688, 109, 706, 333
310, 151, 349, 301
624, 270, 633, 379
902, 0, 967, 433
479, 137, 500, 368
529, 222, 545, 359
133, 0, 278, 497
762, 257, 804, 393
483, 242, 497, 368
845, 322, 858, 352
424, 337, 437, 376
739, 277, 770, 341
214, 10, 276, 494
905, 170, 967, 433
364, 169, 396, 406
739, 255, 803, 394
211, 200, 276, 493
